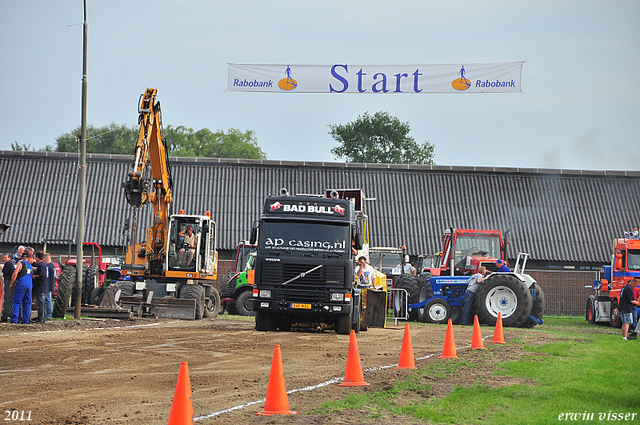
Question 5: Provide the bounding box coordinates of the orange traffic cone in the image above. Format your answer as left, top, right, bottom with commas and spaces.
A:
438, 318, 458, 359
395, 323, 416, 369
167, 362, 194, 425
471, 315, 487, 350
257, 345, 297, 415
339, 330, 370, 386
490, 312, 506, 344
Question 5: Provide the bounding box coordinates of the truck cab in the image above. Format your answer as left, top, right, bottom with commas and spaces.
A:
252, 189, 364, 334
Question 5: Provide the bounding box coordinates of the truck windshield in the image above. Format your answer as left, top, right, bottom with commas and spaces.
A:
455, 235, 501, 259
628, 249, 640, 270
259, 221, 349, 256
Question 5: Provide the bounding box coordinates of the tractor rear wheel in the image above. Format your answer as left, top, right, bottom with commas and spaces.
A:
235, 289, 256, 316
450, 306, 463, 325
53, 266, 76, 318
416, 274, 434, 323
82, 265, 99, 306
393, 274, 419, 321
475, 275, 532, 327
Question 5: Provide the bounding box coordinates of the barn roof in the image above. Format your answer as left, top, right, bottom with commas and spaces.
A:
1, 150, 639, 264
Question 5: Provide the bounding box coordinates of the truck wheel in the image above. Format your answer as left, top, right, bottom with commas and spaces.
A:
425, 298, 451, 324
585, 298, 596, 324
235, 289, 256, 316
523, 283, 545, 328
450, 306, 463, 325
610, 299, 622, 328
53, 266, 76, 318
416, 274, 434, 323
180, 285, 205, 320
255, 310, 272, 331
475, 275, 532, 327
336, 311, 352, 335
204, 287, 221, 318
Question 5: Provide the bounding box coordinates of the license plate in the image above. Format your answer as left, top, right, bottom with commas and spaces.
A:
290, 303, 311, 309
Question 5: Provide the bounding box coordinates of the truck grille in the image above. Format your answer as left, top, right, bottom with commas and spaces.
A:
260, 263, 344, 286
274, 287, 326, 303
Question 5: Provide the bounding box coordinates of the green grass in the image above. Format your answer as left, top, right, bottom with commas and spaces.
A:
312, 318, 640, 424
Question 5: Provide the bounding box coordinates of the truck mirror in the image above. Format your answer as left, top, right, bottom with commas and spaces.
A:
353, 232, 363, 251
249, 226, 258, 245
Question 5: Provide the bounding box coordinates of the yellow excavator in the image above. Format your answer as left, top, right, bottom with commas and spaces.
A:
119, 88, 220, 319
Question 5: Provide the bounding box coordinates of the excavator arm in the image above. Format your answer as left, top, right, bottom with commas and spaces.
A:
123, 88, 173, 274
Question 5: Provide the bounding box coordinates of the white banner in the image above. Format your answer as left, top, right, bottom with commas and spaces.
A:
227, 62, 523, 94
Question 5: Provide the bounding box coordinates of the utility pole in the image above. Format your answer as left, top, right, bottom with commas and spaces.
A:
75, 0, 88, 319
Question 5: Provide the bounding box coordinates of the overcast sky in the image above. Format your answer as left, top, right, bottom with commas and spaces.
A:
1, 0, 639, 170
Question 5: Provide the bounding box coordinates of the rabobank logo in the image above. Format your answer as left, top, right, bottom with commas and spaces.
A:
451, 65, 471, 91
278, 65, 298, 91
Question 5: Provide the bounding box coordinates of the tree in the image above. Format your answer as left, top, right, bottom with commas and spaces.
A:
164, 126, 267, 159
55, 123, 138, 155
52, 123, 267, 160
329, 111, 435, 164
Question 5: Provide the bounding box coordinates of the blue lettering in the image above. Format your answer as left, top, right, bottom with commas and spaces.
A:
372, 73, 388, 93
394, 72, 408, 92
330, 64, 349, 93
356, 69, 367, 93
412, 69, 422, 93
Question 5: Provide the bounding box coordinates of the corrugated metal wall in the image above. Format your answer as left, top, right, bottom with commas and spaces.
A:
1, 151, 639, 264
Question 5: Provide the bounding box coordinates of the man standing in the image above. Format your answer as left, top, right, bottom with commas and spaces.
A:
462, 266, 489, 325
44, 253, 56, 320
355, 256, 376, 289
10, 252, 33, 324
2, 252, 16, 322
32, 251, 48, 323
620, 278, 639, 340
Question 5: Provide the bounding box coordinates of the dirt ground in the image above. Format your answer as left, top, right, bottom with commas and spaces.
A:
0, 315, 559, 424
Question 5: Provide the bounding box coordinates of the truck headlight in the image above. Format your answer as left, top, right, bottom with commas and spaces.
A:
259, 289, 271, 298
331, 293, 344, 301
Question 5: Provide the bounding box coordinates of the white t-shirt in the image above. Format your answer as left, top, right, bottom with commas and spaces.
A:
355, 264, 376, 288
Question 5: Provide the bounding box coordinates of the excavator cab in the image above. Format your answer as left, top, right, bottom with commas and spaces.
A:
167, 214, 217, 276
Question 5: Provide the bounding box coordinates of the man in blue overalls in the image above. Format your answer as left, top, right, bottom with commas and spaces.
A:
10, 253, 33, 324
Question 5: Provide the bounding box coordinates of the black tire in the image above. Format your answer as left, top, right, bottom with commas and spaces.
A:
523, 283, 545, 328
255, 310, 272, 331
226, 302, 238, 315
90, 286, 106, 306
53, 266, 76, 318
424, 298, 451, 324
393, 274, 420, 321
416, 274, 434, 323
585, 298, 595, 324
179, 284, 205, 320
116, 281, 135, 297
235, 289, 256, 316
610, 299, 622, 328
450, 306, 463, 325
336, 310, 352, 335
204, 287, 221, 319
475, 275, 533, 327
71, 264, 88, 307
82, 265, 99, 306
219, 272, 237, 297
